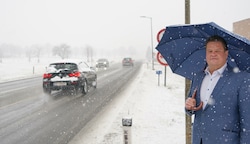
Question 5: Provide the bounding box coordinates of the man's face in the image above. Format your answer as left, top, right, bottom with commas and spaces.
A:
206, 41, 228, 71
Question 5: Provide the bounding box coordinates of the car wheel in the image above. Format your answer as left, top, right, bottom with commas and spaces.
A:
82, 80, 88, 95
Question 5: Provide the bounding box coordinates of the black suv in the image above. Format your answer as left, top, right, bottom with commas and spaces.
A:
43, 59, 97, 95
96, 58, 109, 68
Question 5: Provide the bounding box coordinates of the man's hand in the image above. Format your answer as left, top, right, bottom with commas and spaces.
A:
185, 88, 203, 111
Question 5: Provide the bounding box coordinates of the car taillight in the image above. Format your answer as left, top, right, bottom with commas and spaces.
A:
43, 73, 52, 78
68, 71, 81, 77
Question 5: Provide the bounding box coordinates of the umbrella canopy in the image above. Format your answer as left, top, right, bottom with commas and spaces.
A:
156, 22, 250, 80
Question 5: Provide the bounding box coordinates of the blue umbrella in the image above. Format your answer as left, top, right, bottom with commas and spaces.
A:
156, 22, 250, 80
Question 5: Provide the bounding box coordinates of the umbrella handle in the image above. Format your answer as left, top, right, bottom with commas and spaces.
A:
191, 88, 203, 111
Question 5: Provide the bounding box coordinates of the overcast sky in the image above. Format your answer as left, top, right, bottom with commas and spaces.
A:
0, 0, 249, 57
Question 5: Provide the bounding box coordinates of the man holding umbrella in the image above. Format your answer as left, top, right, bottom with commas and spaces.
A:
185, 35, 250, 144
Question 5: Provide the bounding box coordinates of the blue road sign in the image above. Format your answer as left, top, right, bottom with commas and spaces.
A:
156, 70, 162, 75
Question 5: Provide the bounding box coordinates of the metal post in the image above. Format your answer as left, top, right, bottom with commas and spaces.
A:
158, 74, 160, 86
140, 16, 154, 70
164, 66, 166, 86
150, 17, 154, 70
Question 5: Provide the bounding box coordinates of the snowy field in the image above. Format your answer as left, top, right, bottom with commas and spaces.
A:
0, 57, 55, 82
0, 58, 187, 144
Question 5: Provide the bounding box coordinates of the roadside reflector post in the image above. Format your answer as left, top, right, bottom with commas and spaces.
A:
122, 117, 132, 144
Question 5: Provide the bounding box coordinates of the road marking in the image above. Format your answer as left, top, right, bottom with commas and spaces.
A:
0, 86, 28, 96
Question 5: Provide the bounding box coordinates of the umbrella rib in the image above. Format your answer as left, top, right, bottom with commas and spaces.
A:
172, 36, 206, 72
178, 48, 205, 70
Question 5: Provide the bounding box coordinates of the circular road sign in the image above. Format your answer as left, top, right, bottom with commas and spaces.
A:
156, 52, 168, 66
156, 28, 165, 43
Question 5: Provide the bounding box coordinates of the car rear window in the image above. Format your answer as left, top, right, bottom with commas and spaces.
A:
123, 58, 132, 61
98, 59, 107, 62
47, 63, 78, 72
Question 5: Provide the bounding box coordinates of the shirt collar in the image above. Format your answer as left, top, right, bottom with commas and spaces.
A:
204, 63, 227, 75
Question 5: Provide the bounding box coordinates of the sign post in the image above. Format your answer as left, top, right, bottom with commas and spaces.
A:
156, 70, 162, 86
156, 52, 168, 86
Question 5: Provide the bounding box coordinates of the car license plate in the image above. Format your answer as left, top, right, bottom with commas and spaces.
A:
53, 82, 67, 86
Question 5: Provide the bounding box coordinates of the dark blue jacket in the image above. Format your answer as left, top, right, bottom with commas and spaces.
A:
186, 65, 250, 144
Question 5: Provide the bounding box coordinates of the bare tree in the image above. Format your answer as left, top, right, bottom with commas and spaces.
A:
26, 48, 33, 62
53, 44, 71, 59
85, 45, 94, 62
33, 45, 42, 63
0, 43, 22, 58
